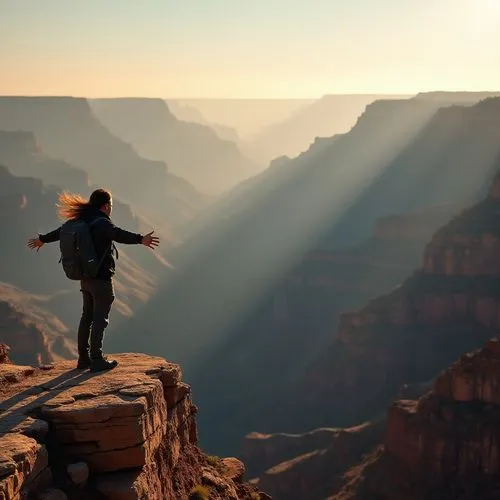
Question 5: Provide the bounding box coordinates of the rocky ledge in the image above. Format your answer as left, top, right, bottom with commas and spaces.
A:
0, 353, 268, 499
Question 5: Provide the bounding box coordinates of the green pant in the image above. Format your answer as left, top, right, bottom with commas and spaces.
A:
78, 278, 115, 360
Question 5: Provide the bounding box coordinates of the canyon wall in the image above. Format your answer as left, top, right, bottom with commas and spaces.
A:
0, 97, 205, 224
348, 338, 500, 500
0, 282, 76, 366
306, 167, 500, 429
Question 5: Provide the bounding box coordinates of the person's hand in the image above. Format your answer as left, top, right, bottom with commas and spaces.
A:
27, 237, 44, 252
141, 230, 160, 249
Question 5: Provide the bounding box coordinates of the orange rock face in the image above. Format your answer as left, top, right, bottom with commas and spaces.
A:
0, 287, 76, 366
0, 433, 52, 500
0, 354, 267, 500
423, 232, 500, 276
349, 339, 500, 499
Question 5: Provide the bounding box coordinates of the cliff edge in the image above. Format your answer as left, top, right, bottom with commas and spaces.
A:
0, 353, 268, 499
339, 338, 500, 499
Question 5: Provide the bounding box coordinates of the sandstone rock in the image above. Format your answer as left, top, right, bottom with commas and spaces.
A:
66, 461, 89, 487
202, 468, 239, 499
353, 339, 500, 499
0, 286, 75, 366
29, 355, 174, 474
1, 414, 49, 441
0, 353, 269, 499
0, 434, 51, 499
0, 363, 35, 386
221, 457, 245, 482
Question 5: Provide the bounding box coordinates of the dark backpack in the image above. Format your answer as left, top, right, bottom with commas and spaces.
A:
59, 218, 106, 280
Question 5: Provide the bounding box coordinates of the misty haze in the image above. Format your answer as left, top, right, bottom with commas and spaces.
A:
1, 1, 500, 499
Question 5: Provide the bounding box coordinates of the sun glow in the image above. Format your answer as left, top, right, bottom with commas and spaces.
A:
485, 0, 500, 10
466, 0, 500, 24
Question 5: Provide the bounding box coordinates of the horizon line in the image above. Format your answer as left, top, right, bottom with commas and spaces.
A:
0, 90, 499, 100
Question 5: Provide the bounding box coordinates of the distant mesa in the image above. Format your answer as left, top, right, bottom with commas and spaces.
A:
0, 96, 204, 221
168, 98, 315, 139
167, 99, 240, 143
414, 90, 500, 102
246, 94, 412, 163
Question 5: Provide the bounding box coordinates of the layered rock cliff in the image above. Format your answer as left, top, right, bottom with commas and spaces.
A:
285, 204, 458, 301
0, 282, 76, 366
339, 338, 500, 500
242, 333, 500, 500
306, 161, 500, 430
0, 353, 268, 500
243, 421, 383, 499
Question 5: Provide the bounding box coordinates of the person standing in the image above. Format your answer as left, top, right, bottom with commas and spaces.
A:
28, 188, 159, 372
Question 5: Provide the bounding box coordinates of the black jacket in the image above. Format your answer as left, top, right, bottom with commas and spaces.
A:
39, 208, 143, 280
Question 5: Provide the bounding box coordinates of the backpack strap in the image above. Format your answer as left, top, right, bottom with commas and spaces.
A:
87, 217, 115, 269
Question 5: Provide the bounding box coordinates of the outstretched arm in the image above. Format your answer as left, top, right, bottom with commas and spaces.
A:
110, 223, 142, 245
27, 227, 61, 252
99, 220, 159, 248
40, 228, 61, 243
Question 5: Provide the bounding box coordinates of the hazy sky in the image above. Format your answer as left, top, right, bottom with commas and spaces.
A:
1, 0, 499, 98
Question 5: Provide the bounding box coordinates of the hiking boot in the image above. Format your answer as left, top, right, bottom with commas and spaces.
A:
76, 356, 91, 369
90, 357, 118, 373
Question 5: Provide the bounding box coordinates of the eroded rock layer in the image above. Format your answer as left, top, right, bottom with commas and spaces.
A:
0, 353, 267, 499
343, 339, 500, 500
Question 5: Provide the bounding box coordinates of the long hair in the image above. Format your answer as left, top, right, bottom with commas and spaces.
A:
56, 188, 111, 220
